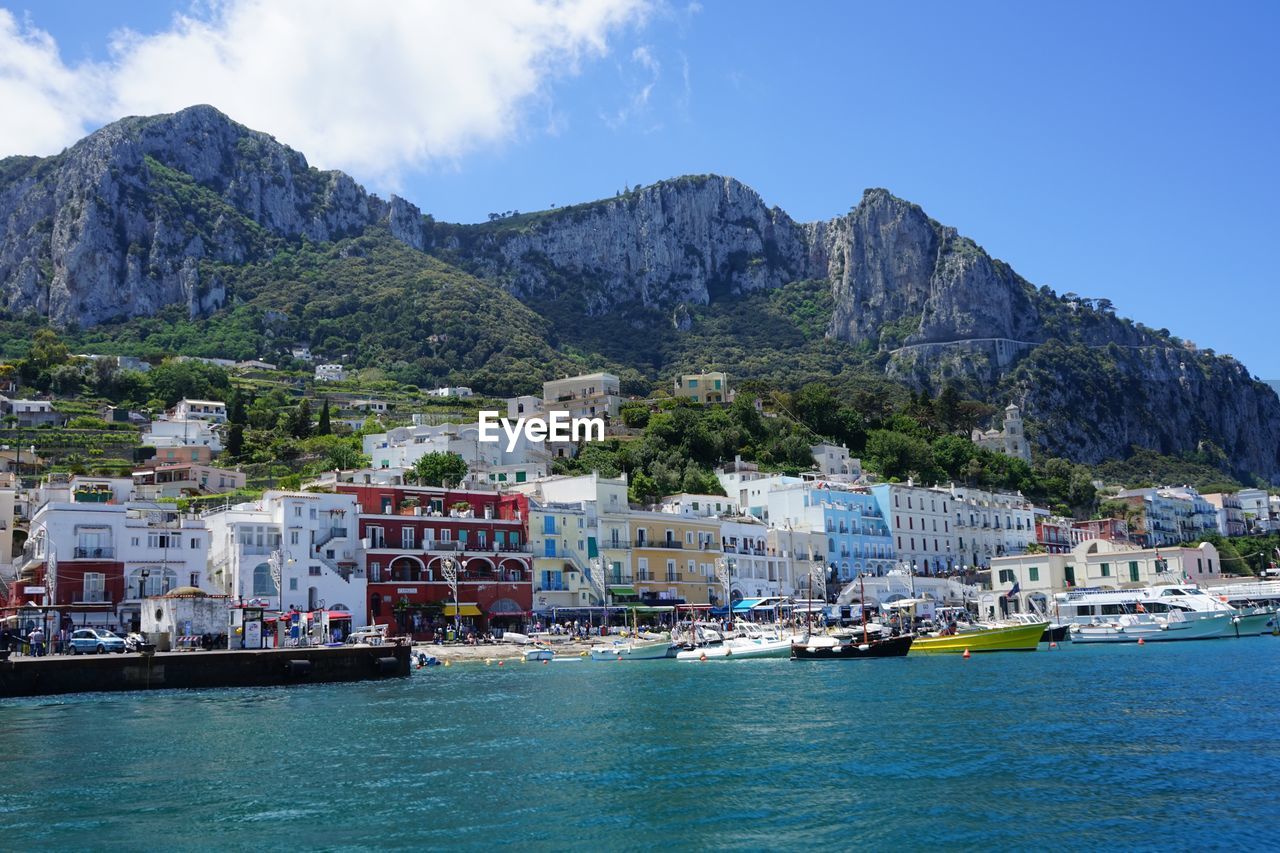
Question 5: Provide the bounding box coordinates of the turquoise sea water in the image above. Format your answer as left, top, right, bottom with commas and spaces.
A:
2, 640, 1279, 851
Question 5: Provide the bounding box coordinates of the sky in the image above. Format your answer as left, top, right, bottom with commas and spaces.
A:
1, 0, 1277, 377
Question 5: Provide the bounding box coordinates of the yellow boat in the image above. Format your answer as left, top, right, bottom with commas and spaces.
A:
909, 620, 1048, 654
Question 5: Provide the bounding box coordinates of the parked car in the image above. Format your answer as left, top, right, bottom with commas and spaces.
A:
67, 628, 127, 654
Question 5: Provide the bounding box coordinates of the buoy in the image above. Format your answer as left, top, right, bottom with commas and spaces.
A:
1137, 638, 1145, 645
497, 660, 504, 666
699, 653, 707, 661
542, 658, 548, 665
962, 649, 971, 659
443, 660, 451, 667
1049, 642, 1058, 649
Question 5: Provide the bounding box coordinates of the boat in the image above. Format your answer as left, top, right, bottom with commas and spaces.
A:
792, 633, 913, 659
909, 619, 1047, 654
1054, 585, 1254, 640
588, 639, 674, 661
988, 612, 1069, 643
1204, 581, 1280, 636
1070, 610, 1231, 643
522, 646, 554, 661
675, 623, 794, 661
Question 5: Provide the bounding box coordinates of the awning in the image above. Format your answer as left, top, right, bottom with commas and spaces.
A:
487, 597, 526, 615
732, 598, 764, 612
608, 585, 637, 596
443, 603, 482, 617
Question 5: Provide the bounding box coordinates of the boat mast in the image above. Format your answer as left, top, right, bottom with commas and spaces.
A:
861, 573, 869, 645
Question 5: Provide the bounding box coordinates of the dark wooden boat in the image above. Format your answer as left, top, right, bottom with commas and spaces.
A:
1041, 623, 1070, 643
791, 634, 914, 659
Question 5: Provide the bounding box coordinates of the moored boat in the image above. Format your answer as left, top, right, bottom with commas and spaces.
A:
909, 620, 1047, 654
588, 639, 674, 661
792, 634, 913, 659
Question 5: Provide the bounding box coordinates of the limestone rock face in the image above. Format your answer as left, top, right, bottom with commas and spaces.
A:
0, 105, 413, 325
451, 176, 812, 314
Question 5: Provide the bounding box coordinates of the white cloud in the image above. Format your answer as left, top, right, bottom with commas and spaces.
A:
0, 0, 648, 185
601, 42, 663, 130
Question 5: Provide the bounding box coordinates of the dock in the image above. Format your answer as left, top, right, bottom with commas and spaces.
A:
0, 643, 411, 698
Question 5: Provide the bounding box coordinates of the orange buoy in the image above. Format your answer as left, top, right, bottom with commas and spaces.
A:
699, 653, 707, 661
962, 649, 971, 659
1049, 642, 1058, 649
1137, 638, 1145, 645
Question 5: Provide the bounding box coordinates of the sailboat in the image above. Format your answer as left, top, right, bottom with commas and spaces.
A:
792, 574, 913, 659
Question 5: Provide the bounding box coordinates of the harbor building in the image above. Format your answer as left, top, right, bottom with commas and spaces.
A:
203, 491, 366, 623
990, 539, 1224, 614
339, 484, 532, 635
871, 482, 957, 575
527, 499, 599, 613
626, 508, 722, 605
946, 485, 1036, 569
766, 482, 894, 581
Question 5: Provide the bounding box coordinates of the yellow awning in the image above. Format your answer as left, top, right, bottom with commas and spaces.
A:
443, 603, 482, 617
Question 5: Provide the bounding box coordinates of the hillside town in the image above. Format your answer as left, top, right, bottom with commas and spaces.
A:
2, 366, 1276, 650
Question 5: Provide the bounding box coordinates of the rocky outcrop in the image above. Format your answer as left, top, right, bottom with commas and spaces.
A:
439, 175, 812, 313
0, 105, 417, 325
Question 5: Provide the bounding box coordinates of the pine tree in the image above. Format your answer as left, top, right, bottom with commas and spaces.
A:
292, 399, 313, 439
317, 398, 331, 435
226, 423, 244, 458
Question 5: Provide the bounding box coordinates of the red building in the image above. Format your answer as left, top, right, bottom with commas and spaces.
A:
337, 484, 532, 636
1072, 517, 1130, 544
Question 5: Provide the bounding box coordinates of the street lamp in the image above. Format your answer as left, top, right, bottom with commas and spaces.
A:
441, 556, 459, 639
587, 558, 607, 635
268, 549, 295, 613
139, 567, 150, 599
715, 557, 732, 626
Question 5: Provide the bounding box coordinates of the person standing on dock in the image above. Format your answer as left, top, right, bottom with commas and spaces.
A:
28, 626, 45, 657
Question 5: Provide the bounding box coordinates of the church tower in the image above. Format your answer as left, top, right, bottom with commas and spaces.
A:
1002, 404, 1031, 463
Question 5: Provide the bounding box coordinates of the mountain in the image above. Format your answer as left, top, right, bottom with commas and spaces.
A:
1, 106, 1277, 479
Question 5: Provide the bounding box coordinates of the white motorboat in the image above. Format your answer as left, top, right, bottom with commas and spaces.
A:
675, 623, 794, 660
1055, 584, 1253, 640
522, 646, 554, 661
588, 639, 674, 661
1070, 609, 1231, 643
1204, 581, 1280, 636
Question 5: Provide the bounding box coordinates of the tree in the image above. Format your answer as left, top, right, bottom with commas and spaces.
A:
936, 383, 962, 433
325, 444, 369, 470
148, 360, 232, 407
409, 452, 469, 487
317, 399, 331, 435
226, 423, 244, 458
291, 399, 313, 439
28, 328, 69, 372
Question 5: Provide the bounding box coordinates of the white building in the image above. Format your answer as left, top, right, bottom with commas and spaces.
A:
427, 386, 474, 398
716, 458, 804, 521
172, 399, 227, 423
203, 491, 366, 624
990, 539, 1224, 615
721, 516, 791, 599
1237, 488, 1279, 534
20, 501, 213, 630
947, 485, 1036, 569
811, 444, 862, 481
542, 372, 622, 420
142, 417, 223, 453
658, 493, 739, 518
315, 364, 346, 383
870, 482, 959, 574
364, 421, 549, 487
971, 403, 1032, 464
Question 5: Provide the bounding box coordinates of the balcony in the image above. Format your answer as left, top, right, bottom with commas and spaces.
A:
636, 570, 655, 581
665, 572, 683, 582
635, 539, 683, 549
73, 547, 115, 559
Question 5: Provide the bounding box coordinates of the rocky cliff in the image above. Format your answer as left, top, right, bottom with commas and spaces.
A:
0, 105, 424, 325
1, 107, 1276, 477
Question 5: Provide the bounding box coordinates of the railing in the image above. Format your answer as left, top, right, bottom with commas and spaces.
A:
636, 570, 654, 581
665, 573, 682, 582
73, 547, 115, 559
635, 539, 683, 549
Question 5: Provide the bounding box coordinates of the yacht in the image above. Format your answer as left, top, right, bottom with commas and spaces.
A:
588, 637, 674, 661
675, 622, 793, 660
1205, 581, 1280, 636
1054, 586, 1242, 641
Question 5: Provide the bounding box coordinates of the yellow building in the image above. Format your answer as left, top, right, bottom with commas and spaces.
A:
628, 509, 723, 605
527, 500, 599, 613
674, 371, 731, 405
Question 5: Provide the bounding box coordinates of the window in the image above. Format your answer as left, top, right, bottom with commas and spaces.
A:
294, 505, 302, 517
1100, 563, 1110, 577
1029, 567, 1039, 582
252, 563, 276, 596
289, 578, 298, 591
190, 537, 199, 549
82, 573, 105, 603
1129, 561, 1140, 583
1065, 565, 1076, 586
998, 569, 1015, 584
402, 527, 415, 549
290, 531, 300, 546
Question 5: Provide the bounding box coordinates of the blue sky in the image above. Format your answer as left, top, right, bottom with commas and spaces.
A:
2, 1, 1277, 377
